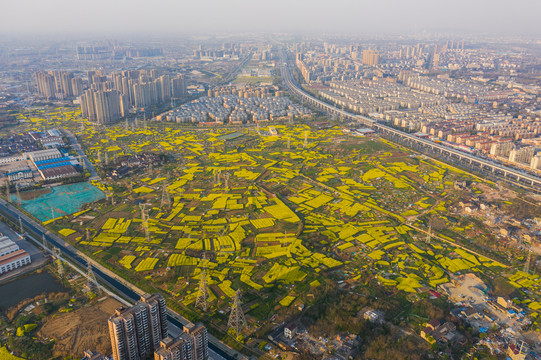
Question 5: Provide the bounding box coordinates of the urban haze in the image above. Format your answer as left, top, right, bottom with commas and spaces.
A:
0, 1, 540, 360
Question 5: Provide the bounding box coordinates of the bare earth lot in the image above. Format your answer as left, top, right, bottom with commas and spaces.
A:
38, 297, 121, 358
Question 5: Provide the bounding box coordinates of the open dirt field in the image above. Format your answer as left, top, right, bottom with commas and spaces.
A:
38, 297, 122, 358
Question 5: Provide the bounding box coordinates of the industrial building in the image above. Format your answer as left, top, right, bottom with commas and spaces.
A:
0, 236, 31, 275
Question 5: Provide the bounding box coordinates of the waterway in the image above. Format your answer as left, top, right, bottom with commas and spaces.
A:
0, 271, 68, 310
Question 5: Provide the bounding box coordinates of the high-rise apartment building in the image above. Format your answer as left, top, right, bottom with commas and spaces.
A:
154, 323, 209, 360
81, 89, 124, 124
490, 141, 515, 158
509, 146, 536, 165
35, 72, 56, 99
158, 75, 172, 103
71, 77, 84, 97
362, 50, 379, 66
35, 71, 84, 99
80, 69, 185, 111
171, 75, 187, 100
530, 155, 541, 170
109, 294, 168, 360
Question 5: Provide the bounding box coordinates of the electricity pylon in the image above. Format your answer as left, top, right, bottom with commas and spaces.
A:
425, 224, 432, 244
160, 185, 171, 210
524, 241, 533, 274
227, 290, 247, 336
195, 255, 210, 312
303, 130, 308, 148
86, 262, 101, 295
18, 216, 24, 239
53, 247, 64, 276
15, 183, 21, 205
224, 172, 231, 192
42, 234, 48, 251
5, 179, 10, 202
139, 204, 150, 241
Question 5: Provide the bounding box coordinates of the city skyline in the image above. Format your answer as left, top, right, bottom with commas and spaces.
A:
0, 1, 541, 357
1, 0, 541, 37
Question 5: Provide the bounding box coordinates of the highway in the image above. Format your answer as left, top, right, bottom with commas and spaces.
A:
0, 199, 234, 360
279, 50, 541, 192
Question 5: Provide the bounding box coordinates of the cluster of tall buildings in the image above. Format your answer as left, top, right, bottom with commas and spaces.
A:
35, 71, 84, 100
76, 46, 164, 60
108, 70, 186, 109
80, 69, 186, 124
80, 89, 128, 125
108, 294, 208, 360
362, 50, 379, 66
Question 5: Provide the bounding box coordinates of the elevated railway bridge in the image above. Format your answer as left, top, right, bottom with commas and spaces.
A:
280, 51, 541, 193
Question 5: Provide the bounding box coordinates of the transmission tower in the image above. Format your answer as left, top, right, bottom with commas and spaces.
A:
425, 224, 432, 244
303, 130, 308, 148
15, 183, 21, 205
5, 179, 10, 202
86, 228, 91, 242
97, 151, 102, 163
86, 262, 101, 295
104, 151, 109, 166
224, 172, 231, 192
53, 247, 64, 276
524, 243, 533, 273
160, 185, 171, 210
227, 290, 247, 336
42, 234, 48, 251
287, 136, 291, 149
216, 169, 222, 185
195, 255, 210, 312
139, 204, 150, 241
18, 216, 24, 239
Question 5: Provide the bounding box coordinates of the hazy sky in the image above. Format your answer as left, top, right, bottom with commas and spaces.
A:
1, 0, 540, 37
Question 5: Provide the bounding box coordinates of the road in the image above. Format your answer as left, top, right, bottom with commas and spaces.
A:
219, 51, 253, 85
63, 129, 100, 181
0, 198, 236, 360
279, 49, 541, 192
